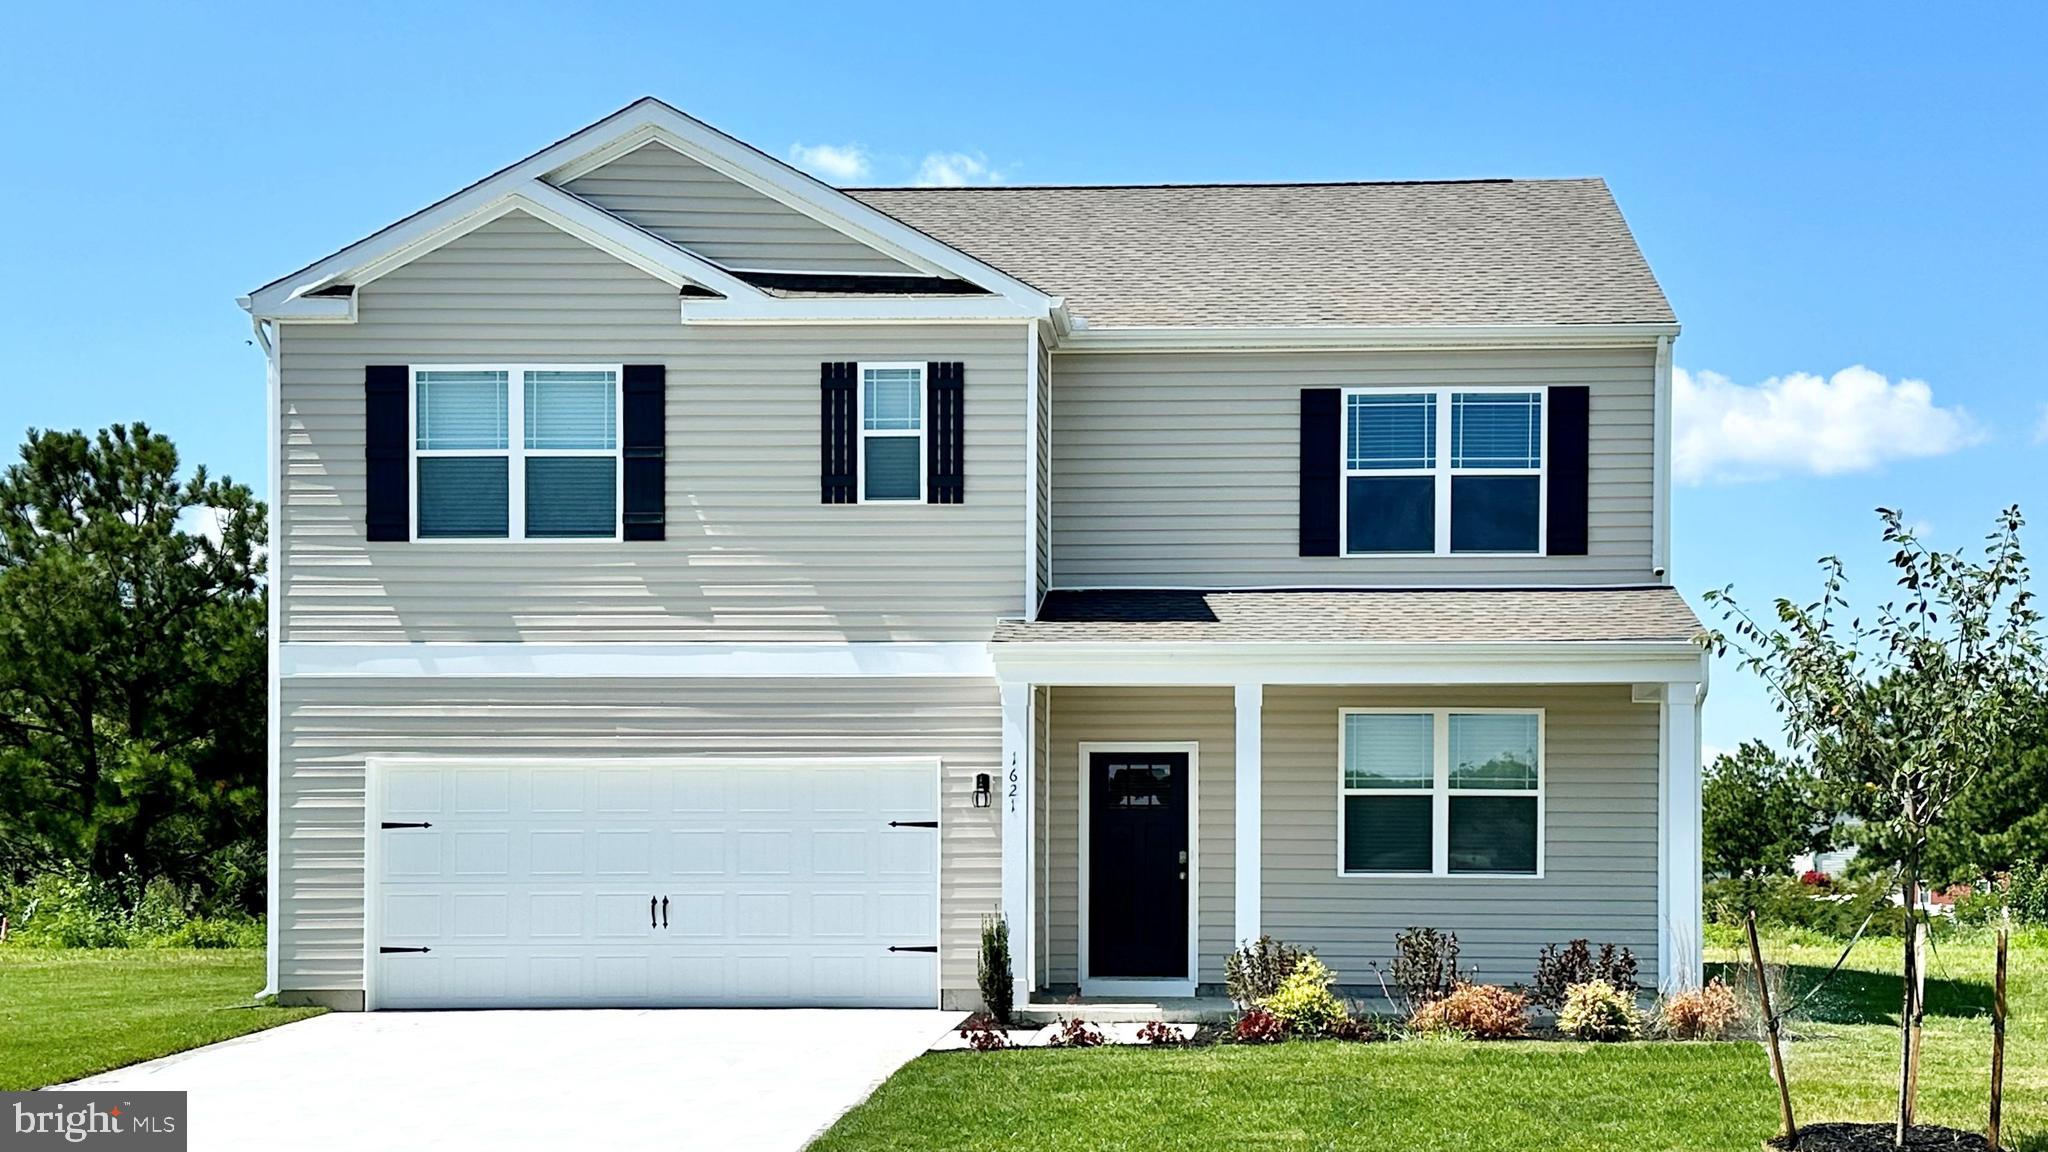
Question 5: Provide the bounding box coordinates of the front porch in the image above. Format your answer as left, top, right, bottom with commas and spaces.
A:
989, 588, 1709, 1010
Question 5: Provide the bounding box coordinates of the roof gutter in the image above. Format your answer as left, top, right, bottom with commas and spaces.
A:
1056, 321, 1681, 354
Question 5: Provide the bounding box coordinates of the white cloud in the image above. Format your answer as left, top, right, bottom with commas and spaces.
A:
914, 151, 1002, 187
178, 505, 227, 546
1673, 364, 1984, 485
787, 142, 870, 183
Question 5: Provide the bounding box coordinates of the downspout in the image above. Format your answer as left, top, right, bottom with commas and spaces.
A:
249, 311, 282, 1001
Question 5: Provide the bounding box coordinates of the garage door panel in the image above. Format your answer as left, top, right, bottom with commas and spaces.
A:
372, 759, 939, 1009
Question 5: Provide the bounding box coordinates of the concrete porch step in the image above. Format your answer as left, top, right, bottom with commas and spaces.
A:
1015, 997, 1237, 1025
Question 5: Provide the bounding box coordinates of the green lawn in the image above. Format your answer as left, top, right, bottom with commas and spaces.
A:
812, 930, 2044, 1152
0, 949, 323, 1090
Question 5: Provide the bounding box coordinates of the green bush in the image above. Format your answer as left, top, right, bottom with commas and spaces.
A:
2, 864, 264, 949
1258, 955, 1347, 1037
1705, 874, 1907, 938
1556, 979, 1641, 1041
2011, 859, 2048, 927
1226, 936, 1309, 1008
977, 915, 1013, 1024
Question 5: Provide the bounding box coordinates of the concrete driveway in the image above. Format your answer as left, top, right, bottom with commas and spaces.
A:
63, 1008, 960, 1150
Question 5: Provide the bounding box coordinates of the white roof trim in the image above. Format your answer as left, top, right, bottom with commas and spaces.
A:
681, 296, 1041, 323
1054, 321, 1682, 353
244, 178, 767, 317
245, 97, 1060, 321
989, 638, 1707, 688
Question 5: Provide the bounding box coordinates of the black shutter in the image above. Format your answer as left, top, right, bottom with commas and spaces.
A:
1546, 385, 1591, 556
927, 361, 965, 504
364, 365, 409, 542
1299, 388, 1341, 556
622, 364, 666, 541
821, 361, 858, 503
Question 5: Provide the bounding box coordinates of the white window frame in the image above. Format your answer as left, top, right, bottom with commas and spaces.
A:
1335, 707, 1546, 879
409, 363, 624, 542
1338, 385, 1548, 557
856, 361, 926, 504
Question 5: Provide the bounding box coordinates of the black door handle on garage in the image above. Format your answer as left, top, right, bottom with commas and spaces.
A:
650, 895, 657, 929
661, 896, 669, 929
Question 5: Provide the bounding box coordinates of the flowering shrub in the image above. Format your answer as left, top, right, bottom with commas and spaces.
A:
1557, 979, 1641, 1042
1258, 955, 1347, 1037
1233, 1007, 1287, 1044
1136, 1020, 1187, 1047
1659, 978, 1744, 1040
1046, 1018, 1104, 1048
1799, 869, 1831, 888
1406, 982, 1529, 1039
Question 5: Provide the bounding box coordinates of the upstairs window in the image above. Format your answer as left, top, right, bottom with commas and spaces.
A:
413, 365, 620, 540
860, 363, 925, 502
1342, 388, 1544, 555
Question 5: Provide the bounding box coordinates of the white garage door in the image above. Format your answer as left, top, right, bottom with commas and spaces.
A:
367, 758, 940, 1010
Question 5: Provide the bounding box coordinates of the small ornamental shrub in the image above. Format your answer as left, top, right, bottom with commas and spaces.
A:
1258, 954, 1347, 1036
958, 1014, 1009, 1051
1556, 979, 1641, 1041
1799, 869, 1830, 887
1659, 978, 1744, 1040
1383, 927, 1464, 1011
1328, 1016, 1385, 1043
1225, 935, 1308, 1008
1532, 939, 1640, 1009
1136, 1019, 1187, 1047
1047, 1019, 1104, 1048
1233, 1007, 1287, 1044
977, 915, 1014, 1024
1406, 982, 1529, 1039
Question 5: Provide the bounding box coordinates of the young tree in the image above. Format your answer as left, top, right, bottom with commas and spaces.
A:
1704, 507, 2043, 1144
1702, 740, 1827, 884
0, 424, 266, 898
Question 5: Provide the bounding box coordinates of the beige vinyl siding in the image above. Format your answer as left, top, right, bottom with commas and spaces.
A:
277, 676, 1000, 1001
1049, 347, 1657, 587
1262, 685, 1660, 984
279, 211, 1028, 642
559, 141, 914, 274
1034, 329, 1053, 600
1042, 687, 1235, 987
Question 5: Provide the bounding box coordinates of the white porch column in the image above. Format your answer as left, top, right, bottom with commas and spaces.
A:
999, 681, 1034, 1007
1660, 682, 1703, 991
1234, 682, 1263, 949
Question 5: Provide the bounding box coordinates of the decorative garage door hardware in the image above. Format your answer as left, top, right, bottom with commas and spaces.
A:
379, 820, 432, 829
645, 896, 673, 929
887, 945, 938, 953
887, 820, 939, 828
379, 946, 431, 954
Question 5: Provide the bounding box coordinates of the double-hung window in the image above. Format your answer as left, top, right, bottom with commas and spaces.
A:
859, 363, 924, 502
1342, 388, 1545, 554
1339, 709, 1543, 877
412, 365, 621, 540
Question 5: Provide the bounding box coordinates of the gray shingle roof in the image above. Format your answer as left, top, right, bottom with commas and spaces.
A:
993, 588, 1703, 644
847, 179, 1673, 329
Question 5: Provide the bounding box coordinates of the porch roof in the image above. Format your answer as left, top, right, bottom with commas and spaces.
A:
997, 587, 1704, 645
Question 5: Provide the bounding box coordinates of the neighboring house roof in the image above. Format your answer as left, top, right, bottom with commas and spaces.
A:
848, 179, 1674, 330
993, 587, 1703, 644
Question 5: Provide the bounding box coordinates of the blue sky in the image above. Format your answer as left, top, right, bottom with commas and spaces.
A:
3, 3, 2043, 753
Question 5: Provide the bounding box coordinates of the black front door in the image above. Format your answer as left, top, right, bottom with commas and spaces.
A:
1088, 751, 1189, 979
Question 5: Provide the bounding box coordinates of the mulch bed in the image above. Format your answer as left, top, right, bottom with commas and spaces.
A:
1768, 1123, 1995, 1152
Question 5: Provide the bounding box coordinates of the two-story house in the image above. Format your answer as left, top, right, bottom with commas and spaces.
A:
243, 98, 1705, 1012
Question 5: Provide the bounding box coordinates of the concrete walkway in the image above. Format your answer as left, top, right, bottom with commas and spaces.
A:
63, 1008, 961, 1151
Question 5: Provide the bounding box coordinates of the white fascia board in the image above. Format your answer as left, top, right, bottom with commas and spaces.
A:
1057, 322, 1683, 354
247, 183, 767, 318
988, 640, 1706, 687
280, 641, 994, 679
543, 110, 1059, 311
680, 296, 1043, 324
247, 97, 1059, 318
